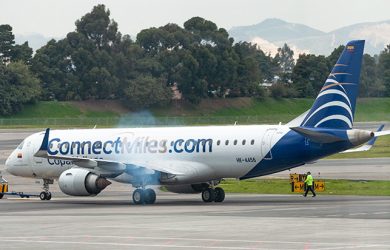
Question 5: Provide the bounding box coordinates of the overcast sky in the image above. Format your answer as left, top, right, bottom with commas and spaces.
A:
2, 0, 390, 37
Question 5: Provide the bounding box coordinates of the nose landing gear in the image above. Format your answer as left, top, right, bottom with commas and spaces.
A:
39, 179, 53, 200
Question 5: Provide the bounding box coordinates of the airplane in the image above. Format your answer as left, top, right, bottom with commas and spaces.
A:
4, 40, 390, 204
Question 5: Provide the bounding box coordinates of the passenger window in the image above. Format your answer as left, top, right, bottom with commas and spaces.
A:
217, 140, 221, 146
242, 140, 246, 145
225, 140, 229, 146
234, 140, 237, 145
251, 139, 255, 145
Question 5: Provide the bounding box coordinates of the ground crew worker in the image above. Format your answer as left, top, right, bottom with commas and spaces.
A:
303, 171, 316, 197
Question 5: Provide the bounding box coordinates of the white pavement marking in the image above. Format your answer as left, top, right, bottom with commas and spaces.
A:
373, 211, 389, 215
207, 206, 333, 214
1, 235, 388, 248
316, 245, 386, 250
0, 239, 259, 249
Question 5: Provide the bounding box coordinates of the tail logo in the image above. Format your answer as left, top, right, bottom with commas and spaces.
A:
302, 70, 354, 129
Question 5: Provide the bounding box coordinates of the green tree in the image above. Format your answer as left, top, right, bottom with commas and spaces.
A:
75, 4, 120, 49
360, 54, 385, 97
123, 75, 172, 109
0, 24, 15, 64
327, 45, 345, 69
11, 42, 33, 64
292, 54, 329, 97
32, 5, 129, 101
378, 45, 390, 96
233, 42, 266, 97
274, 43, 294, 81
0, 62, 41, 115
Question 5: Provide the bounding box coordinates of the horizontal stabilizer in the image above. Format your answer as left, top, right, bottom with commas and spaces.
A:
375, 130, 390, 137
290, 126, 345, 143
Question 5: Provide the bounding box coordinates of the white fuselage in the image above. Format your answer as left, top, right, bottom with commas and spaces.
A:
6, 125, 290, 185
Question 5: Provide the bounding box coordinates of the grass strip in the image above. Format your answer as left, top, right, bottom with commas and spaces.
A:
220, 179, 390, 196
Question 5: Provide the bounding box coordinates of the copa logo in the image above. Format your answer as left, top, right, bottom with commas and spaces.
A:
47, 158, 72, 167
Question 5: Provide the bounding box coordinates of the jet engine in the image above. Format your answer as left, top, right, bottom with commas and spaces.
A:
165, 183, 209, 194
58, 168, 111, 196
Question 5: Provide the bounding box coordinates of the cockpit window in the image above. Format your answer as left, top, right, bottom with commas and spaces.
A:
17, 140, 25, 149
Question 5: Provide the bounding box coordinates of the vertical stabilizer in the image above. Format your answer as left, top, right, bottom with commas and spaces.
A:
301, 40, 365, 129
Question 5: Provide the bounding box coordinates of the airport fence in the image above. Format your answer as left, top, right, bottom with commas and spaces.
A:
0, 115, 287, 128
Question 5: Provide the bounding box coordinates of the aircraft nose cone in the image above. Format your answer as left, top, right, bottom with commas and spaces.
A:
5, 155, 15, 175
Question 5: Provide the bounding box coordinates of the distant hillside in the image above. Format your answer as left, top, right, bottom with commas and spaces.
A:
230, 18, 324, 44
229, 18, 390, 55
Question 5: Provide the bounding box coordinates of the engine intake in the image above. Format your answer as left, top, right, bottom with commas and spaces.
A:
58, 168, 111, 196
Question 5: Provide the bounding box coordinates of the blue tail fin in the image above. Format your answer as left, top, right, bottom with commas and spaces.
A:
301, 40, 365, 129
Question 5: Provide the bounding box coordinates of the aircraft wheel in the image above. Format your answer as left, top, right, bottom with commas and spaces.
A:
46, 192, 52, 200
202, 188, 215, 202
144, 189, 156, 204
214, 187, 225, 202
132, 189, 144, 204
39, 191, 47, 200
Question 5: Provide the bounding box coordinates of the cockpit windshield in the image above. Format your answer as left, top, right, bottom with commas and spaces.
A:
17, 140, 25, 150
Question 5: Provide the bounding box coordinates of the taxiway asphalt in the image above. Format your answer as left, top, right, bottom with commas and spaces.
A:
0, 128, 389, 249
0, 193, 390, 249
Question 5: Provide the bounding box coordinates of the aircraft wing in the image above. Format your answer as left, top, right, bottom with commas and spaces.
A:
341, 124, 385, 153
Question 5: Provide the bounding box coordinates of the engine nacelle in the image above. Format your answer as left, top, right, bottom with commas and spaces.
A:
58, 168, 111, 196
347, 129, 374, 146
165, 183, 209, 194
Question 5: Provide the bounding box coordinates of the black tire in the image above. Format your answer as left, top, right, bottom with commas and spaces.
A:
132, 189, 144, 204
214, 187, 225, 202
39, 192, 47, 201
201, 188, 215, 202
144, 189, 156, 204
0, 194, 3, 199
46, 192, 52, 200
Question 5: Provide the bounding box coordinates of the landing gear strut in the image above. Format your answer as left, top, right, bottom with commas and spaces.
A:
40, 179, 53, 201
132, 188, 156, 204
201, 187, 225, 203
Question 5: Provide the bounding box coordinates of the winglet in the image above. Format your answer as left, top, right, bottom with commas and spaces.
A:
34, 128, 50, 158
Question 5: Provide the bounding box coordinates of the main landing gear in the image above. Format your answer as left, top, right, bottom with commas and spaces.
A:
201, 187, 225, 203
40, 179, 53, 200
132, 188, 156, 204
